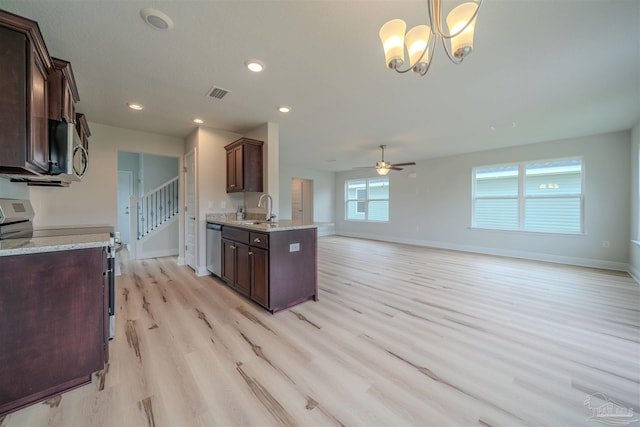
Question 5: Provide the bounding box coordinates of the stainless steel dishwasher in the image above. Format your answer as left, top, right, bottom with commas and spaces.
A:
206, 223, 222, 276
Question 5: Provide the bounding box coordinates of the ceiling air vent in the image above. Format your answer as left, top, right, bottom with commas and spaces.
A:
207, 86, 231, 100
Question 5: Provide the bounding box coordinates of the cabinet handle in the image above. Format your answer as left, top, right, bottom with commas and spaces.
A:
249, 251, 253, 256
253, 238, 261, 243
231, 245, 236, 250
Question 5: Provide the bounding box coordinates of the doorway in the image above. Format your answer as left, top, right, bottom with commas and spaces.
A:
117, 171, 133, 245
291, 178, 313, 222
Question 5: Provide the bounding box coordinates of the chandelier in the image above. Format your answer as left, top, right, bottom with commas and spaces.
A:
379, 0, 482, 76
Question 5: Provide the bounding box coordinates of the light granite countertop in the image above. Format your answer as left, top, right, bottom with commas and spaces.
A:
205, 215, 320, 233
0, 233, 111, 256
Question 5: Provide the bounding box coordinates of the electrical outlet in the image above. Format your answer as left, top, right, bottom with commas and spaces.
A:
602, 240, 610, 248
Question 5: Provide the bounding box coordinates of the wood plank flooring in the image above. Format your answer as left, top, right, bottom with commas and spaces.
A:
2, 236, 639, 426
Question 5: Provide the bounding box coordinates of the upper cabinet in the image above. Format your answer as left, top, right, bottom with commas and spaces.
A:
0, 9, 90, 185
0, 11, 52, 175
48, 57, 79, 124
225, 138, 264, 193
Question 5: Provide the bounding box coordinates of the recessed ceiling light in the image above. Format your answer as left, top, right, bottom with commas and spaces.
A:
245, 60, 265, 73
193, 118, 204, 124
277, 106, 291, 113
127, 102, 144, 111
140, 8, 174, 30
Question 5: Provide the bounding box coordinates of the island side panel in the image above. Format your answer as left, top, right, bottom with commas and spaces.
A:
268, 228, 317, 312
0, 247, 106, 416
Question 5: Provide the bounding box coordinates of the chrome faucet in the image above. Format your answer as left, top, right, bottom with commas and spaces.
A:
258, 194, 273, 221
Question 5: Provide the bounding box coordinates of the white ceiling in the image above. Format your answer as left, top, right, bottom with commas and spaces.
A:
1, 0, 639, 172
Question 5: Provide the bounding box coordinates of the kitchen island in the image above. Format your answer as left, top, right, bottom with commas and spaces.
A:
206, 216, 319, 313
0, 231, 111, 417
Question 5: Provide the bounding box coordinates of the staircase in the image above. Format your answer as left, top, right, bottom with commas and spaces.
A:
129, 177, 179, 259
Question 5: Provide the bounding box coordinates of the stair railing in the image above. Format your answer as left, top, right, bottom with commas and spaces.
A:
129, 177, 179, 244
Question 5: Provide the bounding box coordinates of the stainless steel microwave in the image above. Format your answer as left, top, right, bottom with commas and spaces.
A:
49, 119, 88, 181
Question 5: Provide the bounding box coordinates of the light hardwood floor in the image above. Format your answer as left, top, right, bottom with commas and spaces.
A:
2, 236, 639, 427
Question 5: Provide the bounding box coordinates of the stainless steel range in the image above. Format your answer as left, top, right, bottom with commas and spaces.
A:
0, 198, 35, 239
0, 198, 116, 339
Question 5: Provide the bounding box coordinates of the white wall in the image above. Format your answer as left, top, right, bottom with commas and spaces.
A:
141, 153, 179, 194
278, 163, 335, 223
30, 122, 185, 238
335, 131, 631, 270
185, 126, 242, 274
244, 122, 279, 218
629, 121, 640, 279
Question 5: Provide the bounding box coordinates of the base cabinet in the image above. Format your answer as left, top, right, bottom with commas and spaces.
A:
221, 226, 317, 312
250, 247, 269, 307
0, 247, 109, 417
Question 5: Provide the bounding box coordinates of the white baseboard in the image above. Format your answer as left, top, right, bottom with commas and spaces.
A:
627, 263, 640, 284
196, 266, 210, 277
135, 248, 179, 260
317, 224, 335, 237
177, 256, 184, 265
336, 231, 629, 272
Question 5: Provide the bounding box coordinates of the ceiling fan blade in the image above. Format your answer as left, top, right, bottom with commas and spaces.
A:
390, 162, 416, 167
390, 166, 403, 171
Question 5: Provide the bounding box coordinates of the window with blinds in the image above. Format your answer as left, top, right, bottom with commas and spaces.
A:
346, 177, 389, 221
472, 159, 583, 234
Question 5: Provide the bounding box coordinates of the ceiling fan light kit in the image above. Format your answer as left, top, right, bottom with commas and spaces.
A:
355, 145, 416, 175
379, 0, 482, 76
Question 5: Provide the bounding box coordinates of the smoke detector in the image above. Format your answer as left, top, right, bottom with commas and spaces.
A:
140, 8, 174, 30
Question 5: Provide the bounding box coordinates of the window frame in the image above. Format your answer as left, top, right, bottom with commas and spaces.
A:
345, 176, 390, 222
472, 157, 585, 235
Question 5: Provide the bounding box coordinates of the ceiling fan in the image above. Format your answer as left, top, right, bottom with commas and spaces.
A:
355, 145, 416, 175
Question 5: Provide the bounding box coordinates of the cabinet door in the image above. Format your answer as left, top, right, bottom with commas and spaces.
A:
233, 146, 243, 191
251, 247, 269, 308
28, 44, 49, 172
235, 243, 251, 295
226, 149, 235, 191
221, 239, 236, 285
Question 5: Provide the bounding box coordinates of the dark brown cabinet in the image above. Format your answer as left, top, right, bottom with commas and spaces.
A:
224, 138, 263, 193
0, 247, 109, 417
48, 57, 79, 123
220, 225, 317, 312
76, 113, 91, 152
222, 228, 256, 298
222, 238, 251, 296
0, 11, 52, 175
250, 246, 269, 307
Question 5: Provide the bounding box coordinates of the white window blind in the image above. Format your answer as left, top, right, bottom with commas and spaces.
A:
473, 159, 583, 234
346, 177, 389, 221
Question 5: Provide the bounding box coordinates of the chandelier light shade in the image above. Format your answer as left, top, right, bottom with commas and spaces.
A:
447, 2, 478, 59
379, 19, 407, 70
379, 0, 482, 76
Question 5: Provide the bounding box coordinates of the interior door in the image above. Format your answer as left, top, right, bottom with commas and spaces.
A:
117, 171, 133, 245
185, 150, 196, 271
292, 178, 314, 222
